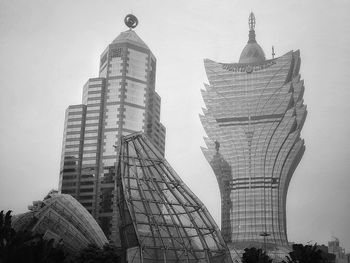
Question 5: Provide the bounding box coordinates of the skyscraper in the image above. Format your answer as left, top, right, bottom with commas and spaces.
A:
59, 15, 166, 241
200, 13, 307, 256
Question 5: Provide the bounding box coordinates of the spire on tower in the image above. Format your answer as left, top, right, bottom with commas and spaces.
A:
248, 12, 256, 31
248, 12, 256, 43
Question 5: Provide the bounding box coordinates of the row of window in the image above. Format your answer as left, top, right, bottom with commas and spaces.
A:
87, 99, 101, 105
87, 106, 100, 111
82, 159, 96, 165
86, 112, 100, 118
86, 119, 99, 124
67, 120, 82, 125
88, 86, 102, 91
108, 57, 123, 77
65, 140, 80, 146
68, 107, 84, 113
67, 127, 81, 132
84, 138, 97, 144
85, 125, 98, 131
84, 145, 97, 151
68, 114, 83, 120
83, 152, 96, 158
66, 134, 81, 139
64, 147, 79, 153
88, 93, 102, 99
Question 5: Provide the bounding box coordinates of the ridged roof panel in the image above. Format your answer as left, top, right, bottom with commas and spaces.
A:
112, 29, 149, 49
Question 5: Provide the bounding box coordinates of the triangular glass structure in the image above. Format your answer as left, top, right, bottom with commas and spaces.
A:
116, 132, 232, 263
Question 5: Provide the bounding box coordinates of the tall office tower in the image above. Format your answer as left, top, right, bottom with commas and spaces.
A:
200, 13, 307, 256
59, 15, 166, 242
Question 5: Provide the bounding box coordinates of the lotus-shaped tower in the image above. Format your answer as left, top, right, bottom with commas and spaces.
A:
200, 13, 307, 255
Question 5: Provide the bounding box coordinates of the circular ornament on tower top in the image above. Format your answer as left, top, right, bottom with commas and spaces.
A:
124, 14, 138, 29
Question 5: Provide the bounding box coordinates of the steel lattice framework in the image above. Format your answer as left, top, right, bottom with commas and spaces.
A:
116, 133, 232, 263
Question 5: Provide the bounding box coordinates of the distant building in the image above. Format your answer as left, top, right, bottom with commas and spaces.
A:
328, 238, 348, 263
200, 12, 307, 259
318, 244, 336, 263
59, 15, 166, 241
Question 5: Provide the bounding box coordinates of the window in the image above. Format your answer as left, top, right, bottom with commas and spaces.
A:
64, 147, 79, 153
88, 93, 102, 98
86, 119, 99, 124
87, 106, 100, 111
83, 152, 96, 158
106, 79, 121, 103
86, 112, 100, 118
85, 125, 98, 131
68, 108, 84, 113
87, 99, 101, 105
84, 145, 97, 151
66, 140, 80, 146
125, 80, 146, 106
108, 56, 123, 77
68, 120, 82, 125
84, 132, 98, 138
84, 138, 97, 144
126, 49, 148, 81
82, 159, 96, 165
67, 127, 81, 132
123, 105, 145, 131
66, 134, 81, 139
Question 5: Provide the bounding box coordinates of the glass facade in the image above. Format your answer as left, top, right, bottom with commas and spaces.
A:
59, 28, 166, 242
200, 16, 307, 256
116, 133, 232, 263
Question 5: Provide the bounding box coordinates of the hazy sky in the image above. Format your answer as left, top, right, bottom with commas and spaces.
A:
1, 0, 349, 252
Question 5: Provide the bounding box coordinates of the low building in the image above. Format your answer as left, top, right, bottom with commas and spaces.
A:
12, 192, 108, 252
317, 244, 336, 263
328, 238, 348, 263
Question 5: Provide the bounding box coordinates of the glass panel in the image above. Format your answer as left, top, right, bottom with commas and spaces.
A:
116, 133, 232, 263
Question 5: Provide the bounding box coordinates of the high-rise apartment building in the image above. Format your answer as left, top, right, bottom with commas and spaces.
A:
200, 13, 307, 256
59, 15, 166, 241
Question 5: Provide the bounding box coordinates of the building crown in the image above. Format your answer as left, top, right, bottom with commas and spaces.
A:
238, 12, 265, 64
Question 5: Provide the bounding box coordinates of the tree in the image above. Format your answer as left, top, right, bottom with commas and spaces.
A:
0, 210, 66, 263
242, 247, 272, 263
74, 243, 122, 263
284, 243, 325, 263
0, 210, 15, 251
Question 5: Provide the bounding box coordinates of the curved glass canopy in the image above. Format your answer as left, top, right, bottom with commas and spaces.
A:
116, 133, 232, 263
12, 193, 108, 252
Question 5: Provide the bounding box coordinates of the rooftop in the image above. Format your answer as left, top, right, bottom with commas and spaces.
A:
112, 29, 149, 49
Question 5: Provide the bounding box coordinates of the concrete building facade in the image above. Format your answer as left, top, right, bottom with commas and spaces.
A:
59, 15, 166, 241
